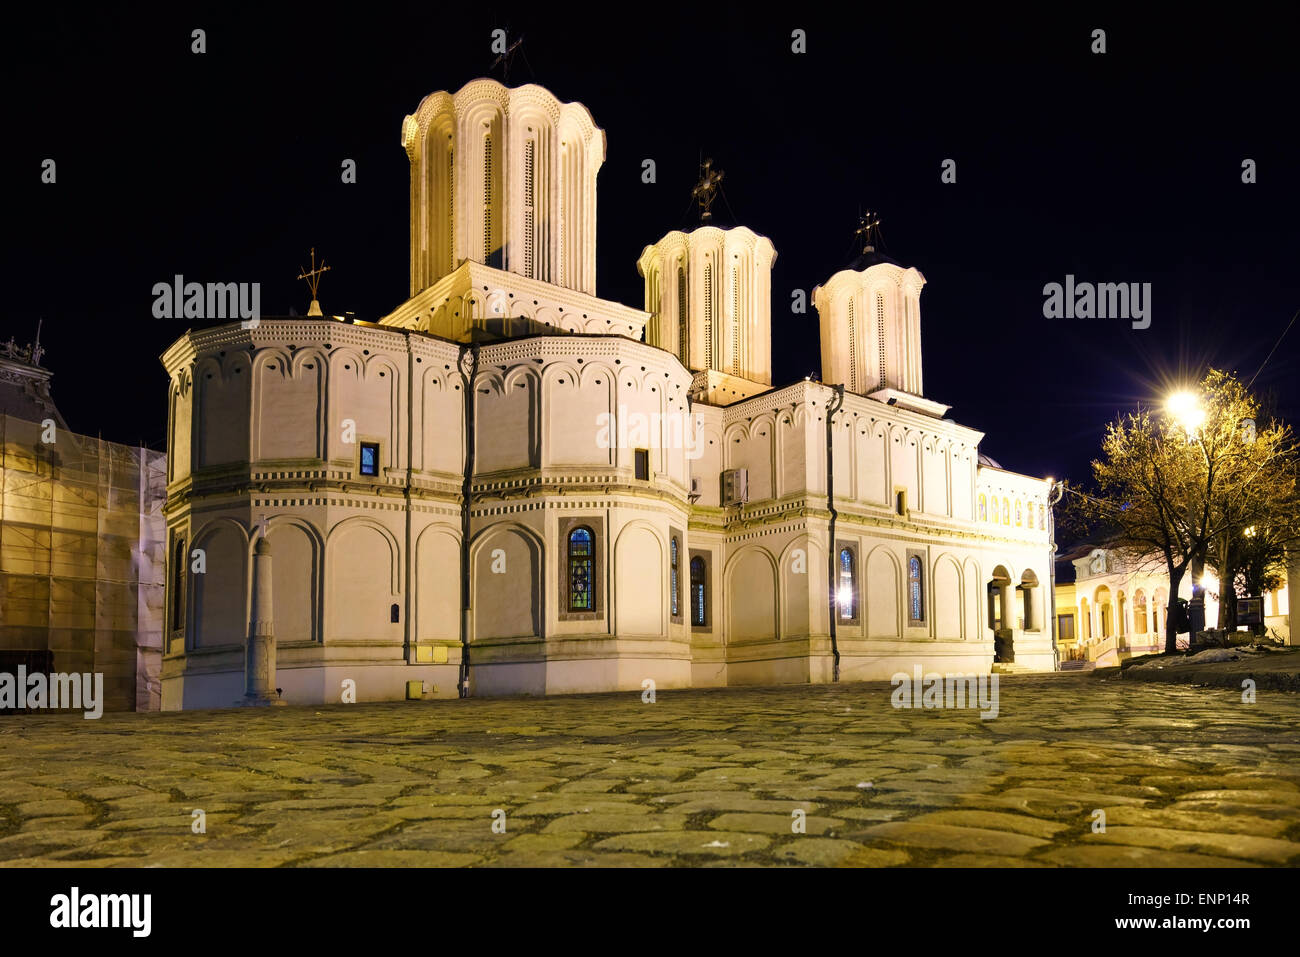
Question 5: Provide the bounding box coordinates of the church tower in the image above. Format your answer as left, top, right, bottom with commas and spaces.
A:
813, 212, 927, 401
401, 79, 605, 298
636, 162, 776, 404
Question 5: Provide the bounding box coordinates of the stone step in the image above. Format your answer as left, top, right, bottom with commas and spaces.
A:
991, 662, 1034, 674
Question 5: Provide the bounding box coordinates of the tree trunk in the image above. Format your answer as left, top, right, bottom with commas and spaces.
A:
1165, 566, 1185, 654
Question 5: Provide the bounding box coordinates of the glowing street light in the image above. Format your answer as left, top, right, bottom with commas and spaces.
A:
1165, 390, 1206, 433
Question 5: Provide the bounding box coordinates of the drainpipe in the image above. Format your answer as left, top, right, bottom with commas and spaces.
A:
403, 335, 415, 665
825, 383, 845, 682
1048, 480, 1064, 669
457, 342, 480, 698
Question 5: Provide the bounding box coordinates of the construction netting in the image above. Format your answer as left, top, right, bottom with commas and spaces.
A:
0, 414, 166, 712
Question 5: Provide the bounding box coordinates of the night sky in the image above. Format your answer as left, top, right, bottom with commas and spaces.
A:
10, 5, 1298, 492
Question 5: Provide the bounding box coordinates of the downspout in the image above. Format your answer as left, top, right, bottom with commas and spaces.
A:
457, 342, 480, 698
403, 335, 415, 664
1048, 480, 1064, 669
825, 383, 845, 682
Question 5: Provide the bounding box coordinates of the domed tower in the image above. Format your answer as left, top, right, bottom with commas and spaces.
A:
637, 162, 776, 403
813, 212, 927, 400
400, 79, 605, 298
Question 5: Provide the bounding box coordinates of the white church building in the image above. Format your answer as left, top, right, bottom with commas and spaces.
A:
160, 78, 1057, 709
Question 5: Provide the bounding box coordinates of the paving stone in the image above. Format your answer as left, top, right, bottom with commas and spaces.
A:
592, 831, 770, 857
1086, 826, 1300, 863
708, 813, 842, 836
856, 822, 1048, 856
1038, 845, 1258, 867
2, 673, 1299, 866
771, 838, 878, 866
542, 813, 690, 834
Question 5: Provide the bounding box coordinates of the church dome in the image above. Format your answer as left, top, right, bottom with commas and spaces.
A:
401, 79, 605, 298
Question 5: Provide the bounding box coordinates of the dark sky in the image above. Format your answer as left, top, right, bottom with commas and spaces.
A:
9, 4, 1298, 489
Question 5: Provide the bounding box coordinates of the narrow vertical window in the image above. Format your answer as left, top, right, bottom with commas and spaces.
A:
838, 546, 857, 621
909, 555, 925, 623
670, 537, 680, 618
690, 556, 707, 626
847, 298, 857, 393
634, 448, 650, 481
978, 494, 987, 521
677, 265, 688, 363
171, 538, 186, 631
876, 292, 887, 387
1002, 497, 1010, 525
1039, 503, 1045, 530
447, 147, 455, 273
1016, 501, 1023, 526
704, 261, 714, 368
483, 135, 493, 263
568, 527, 595, 612
731, 268, 740, 376
523, 140, 536, 278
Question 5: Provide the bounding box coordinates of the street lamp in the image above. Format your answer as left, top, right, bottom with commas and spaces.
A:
1164, 389, 1210, 636
1165, 390, 1206, 434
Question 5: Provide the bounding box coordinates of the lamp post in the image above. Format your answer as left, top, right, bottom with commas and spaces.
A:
1164, 391, 1214, 637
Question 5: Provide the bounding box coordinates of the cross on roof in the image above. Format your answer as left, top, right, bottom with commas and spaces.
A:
297, 248, 331, 317
692, 158, 724, 224
491, 35, 526, 83
856, 210, 881, 252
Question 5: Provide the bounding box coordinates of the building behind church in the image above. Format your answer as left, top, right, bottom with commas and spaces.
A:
160, 78, 1061, 709
0, 340, 166, 712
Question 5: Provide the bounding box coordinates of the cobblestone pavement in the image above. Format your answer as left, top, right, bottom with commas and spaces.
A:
1, 673, 1298, 867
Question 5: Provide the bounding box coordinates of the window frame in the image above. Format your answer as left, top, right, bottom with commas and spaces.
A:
689, 552, 709, 628
358, 440, 381, 477
837, 543, 859, 624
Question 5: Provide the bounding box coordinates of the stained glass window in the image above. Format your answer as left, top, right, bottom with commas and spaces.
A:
568, 527, 595, 612
690, 556, 706, 626
909, 555, 924, 622
1002, 498, 1010, 525
1039, 504, 1045, 530
978, 495, 987, 521
670, 537, 680, 617
1016, 501, 1023, 526
838, 547, 856, 620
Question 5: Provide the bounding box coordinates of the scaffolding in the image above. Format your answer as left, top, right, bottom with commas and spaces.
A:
0, 414, 167, 712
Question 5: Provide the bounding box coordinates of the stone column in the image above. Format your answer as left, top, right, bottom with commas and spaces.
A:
240, 537, 284, 707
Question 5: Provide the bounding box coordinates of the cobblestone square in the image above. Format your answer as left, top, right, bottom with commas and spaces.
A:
2, 674, 1298, 867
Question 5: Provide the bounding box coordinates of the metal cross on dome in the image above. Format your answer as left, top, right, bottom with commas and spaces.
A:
855, 210, 881, 252
297, 248, 331, 317
692, 158, 724, 223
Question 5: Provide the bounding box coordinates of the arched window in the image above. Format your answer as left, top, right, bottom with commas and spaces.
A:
568, 527, 595, 612
1039, 503, 1045, 530
1002, 498, 1010, 525
838, 546, 857, 621
978, 494, 987, 521
908, 555, 925, 623
670, 536, 680, 618
1016, 501, 1023, 526
991, 499, 999, 525
690, 556, 707, 626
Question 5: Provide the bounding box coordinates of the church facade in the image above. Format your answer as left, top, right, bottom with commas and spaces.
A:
160, 78, 1057, 710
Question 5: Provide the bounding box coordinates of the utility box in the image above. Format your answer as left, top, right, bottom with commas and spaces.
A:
721, 468, 748, 506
